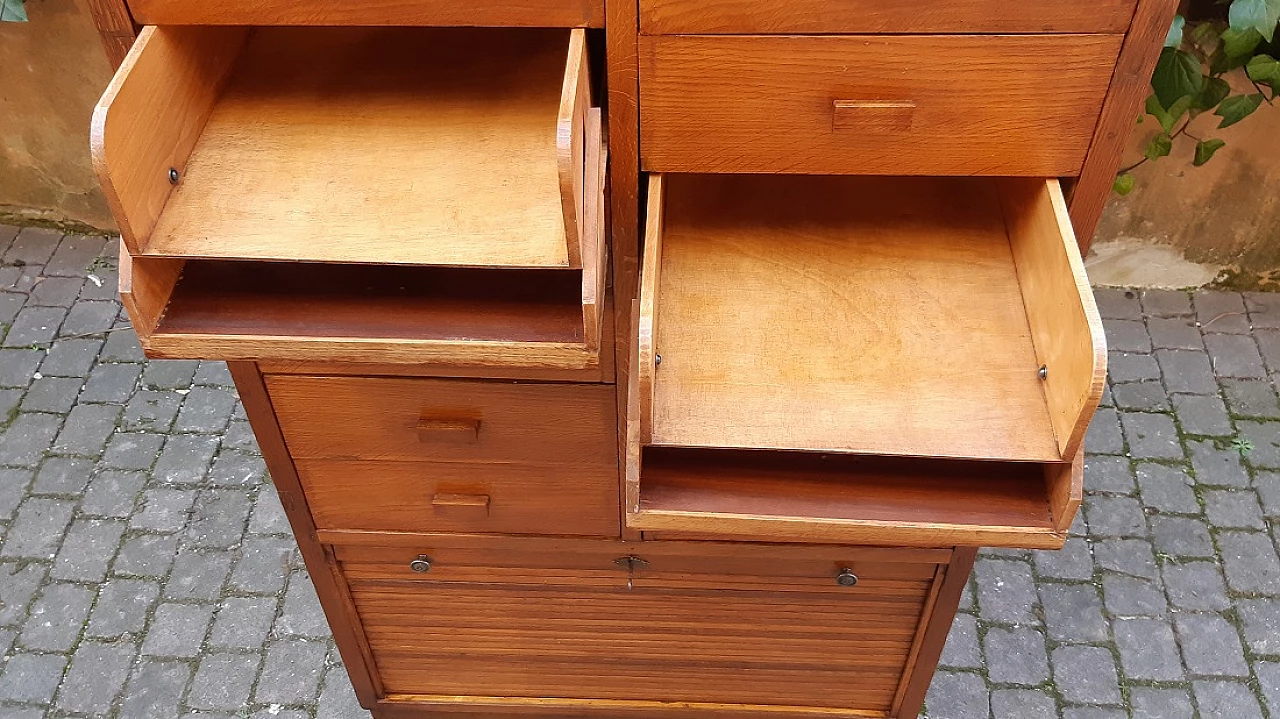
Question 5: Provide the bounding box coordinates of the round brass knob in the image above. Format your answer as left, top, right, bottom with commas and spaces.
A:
409, 555, 432, 573
836, 568, 859, 587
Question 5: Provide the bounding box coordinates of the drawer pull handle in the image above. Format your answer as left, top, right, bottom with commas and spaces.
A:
409, 555, 433, 573
831, 100, 915, 132
416, 417, 480, 443
432, 493, 491, 513
836, 568, 859, 587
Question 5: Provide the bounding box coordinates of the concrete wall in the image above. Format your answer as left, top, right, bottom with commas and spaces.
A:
0, 0, 115, 230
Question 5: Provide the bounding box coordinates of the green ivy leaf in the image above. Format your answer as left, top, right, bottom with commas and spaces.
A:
1247, 53, 1280, 86
1193, 138, 1227, 165
1194, 76, 1232, 110
1152, 48, 1206, 107
0, 0, 27, 21
1228, 0, 1280, 41
1216, 93, 1265, 127
1223, 27, 1265, 60
1113, 174, 1137, 195
1190, 20, 1222, 47
1145, 133, 1174, 161
1166, 15, 1186, 47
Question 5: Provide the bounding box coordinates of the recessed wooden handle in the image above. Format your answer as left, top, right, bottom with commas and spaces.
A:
832, 100, 916, 132
431, 493, 491, 514
416, 417, 480, 443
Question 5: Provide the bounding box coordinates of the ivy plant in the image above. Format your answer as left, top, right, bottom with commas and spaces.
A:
0, 0, 27, 22
1114, 0, 1279, 194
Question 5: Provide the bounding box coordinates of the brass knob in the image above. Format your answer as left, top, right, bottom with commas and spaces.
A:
836, 568, 859, 587
409, 555, 432, 573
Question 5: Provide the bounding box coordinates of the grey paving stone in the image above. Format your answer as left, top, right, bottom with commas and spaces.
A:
958, 578, 975, 611
1162, 561, 1230, 611
1093, 538, 1158, 579
1259, 330, 1280, 372
1084, 454, 1135, 494
100, 326, 145, 362
990, 689, 1055, 719
119, 659, 192, 718
1258, 471, 1280, 517
188, 652, 261, 711
0, 291, 21, 325
0, 652, 68, 703
1193, 680, 1264, 719
0, 348, 42, 387
79, 360, 142, 403
0, 386, 19, 424
21, 375, 83, 413
55, 639, 136, 714
0, 562, 48, 626
164, 550, 233, 601
1237, 419, 1280, 469
276, 570, 329, 638
1195, 291, 1252, 333
38, 337, 102, 377
1095, 287, 1142, 320
80, 469, 146, 518
1189, 438, 1252, 487
924, 671, 988, 719
153, 433, 221, 485
1204, 488, 1266, 528
143, 602, 215, 658
0, 468, 32, 519
1172, 392, 1234, 436
1257, 661, 1280, 717
230, 536, 297, 595
1135, 462, 1200, 513
4, 306, 65, 346
1237, 599, 1280, 655
1, 496, 75, 559
938, 612, 980, 669
984, 626, 1048, 685
1107, 351, 1161, 382
1052, 644, 1121, 705
1104, 318, 1151, 353
114, 532, 180, 578
256, 638, 328, 704
0, 412, 62, 466
122, 389, 184, 432
1206, 333, 1268, 378
209, 595, 278, 651
974, 558, 1039, 625
45, 234, 106, 277
1102, 574, 1167, 617
18, 581, 94, 651
318, 667, 373, 719
131, 487, 196, 532
222, 420, 259, 452
102, 431, 165, 470
51, 402, 121, 456
1247, 292, 1280, 327
60, 300, 119, 336
174, 386, 238, 433
51, 517, 125, 582
1151, 515, 1216, 558
1061, 709, 1126, 719
249, 484, 290, 535
4, 227, 60, 264
1120, 411, 1183, 459
1085, 407, 1125, 454
1033, 536, 1093, 581
1114, 617, 1184, 680
142, 359, 200, 389
87, 578, 160, 639
208, 449, 267, 487
1156, 349, 1219, 394
31, 455, 93, 495
1148, 316, 1203, 349
1131, 687, 1194, 719
29, 276, 83, 307
1083, 495, 1147, 537
193, 361, 234, 387
1111, 379, 1171, 411
1219, 530, 1280, 594
1040, 582, 1107, 643
186, 489, 252, 549
1176, 612, 1249, 677
1221, 378, 1280, 418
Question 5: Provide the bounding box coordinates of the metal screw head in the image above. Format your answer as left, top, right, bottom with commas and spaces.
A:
836, 568, 859, 587
409, 555, 432, 573
1038, 365, 1048, 380
168, 168, 180, 185
655, 354, 662, 366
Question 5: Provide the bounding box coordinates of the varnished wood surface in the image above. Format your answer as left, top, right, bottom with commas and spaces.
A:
640, 34, 1122, 176
127, 0, 605, 28
374, 695, 886, 718
295, 459, 620, 537
85, 0, 137, 68
267, 375, 618, 466
640, 0, 1138, 34
892, 547, 977, 717
644, 174, 1072, 462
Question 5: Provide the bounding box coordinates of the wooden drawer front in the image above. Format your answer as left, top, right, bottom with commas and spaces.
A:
296, 460, 619, 537
640, 0, 1137, 34
127, 0, 605, 28
640, 34, 1122, 176
335, 536, 947, 712
267, 375, 617, 465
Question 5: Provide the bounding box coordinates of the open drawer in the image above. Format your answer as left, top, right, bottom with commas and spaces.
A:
101, 26, 608, 366
625, 174, 1105, 548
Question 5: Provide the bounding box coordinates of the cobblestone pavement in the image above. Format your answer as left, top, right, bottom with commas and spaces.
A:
0, 225, 1278, 718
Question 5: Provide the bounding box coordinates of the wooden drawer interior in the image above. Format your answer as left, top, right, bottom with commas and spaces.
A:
626, 174, 1103, 548
98, 25, 607, 365
127, 0, 605, 28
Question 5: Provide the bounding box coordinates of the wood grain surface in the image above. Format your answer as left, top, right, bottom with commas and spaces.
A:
640, 34, 1122, 176
128, 0, 605, 28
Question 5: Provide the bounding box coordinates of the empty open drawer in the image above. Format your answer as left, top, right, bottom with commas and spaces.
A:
624, 174, 1105, 547
93, 25, 598, 270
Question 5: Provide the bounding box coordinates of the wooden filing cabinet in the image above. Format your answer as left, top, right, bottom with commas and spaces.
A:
86, 0, 1176, 716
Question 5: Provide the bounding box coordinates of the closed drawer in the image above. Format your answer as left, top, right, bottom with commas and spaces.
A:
640, 0, 1137, 34
295, 459, 619, 537
640, 34, 1122, 176
331, 534, 950, 713
128, 0, 604, 28
267, 375, 617, 466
